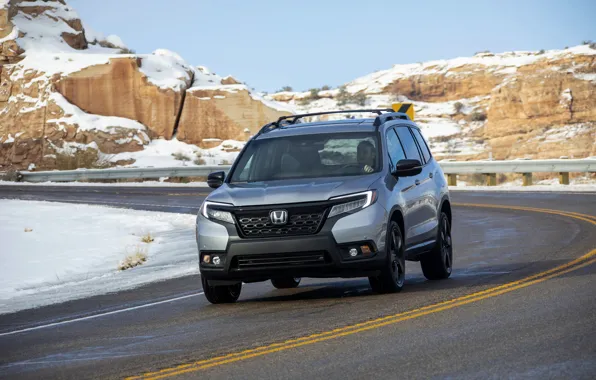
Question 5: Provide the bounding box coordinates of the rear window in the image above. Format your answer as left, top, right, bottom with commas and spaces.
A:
411, 128, 432, 163
230, 132, 381, 183
395, 127, 422, 162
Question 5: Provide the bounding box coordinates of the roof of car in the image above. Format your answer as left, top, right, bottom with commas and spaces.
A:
254, 118, 418, 140
255, 119, 377, 139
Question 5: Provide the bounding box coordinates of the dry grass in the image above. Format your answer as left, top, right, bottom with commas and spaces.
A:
194, 157, 206, 165
118, 246, 147, 271
24, 228, 33, 232
55, 148, 112, 170
141, 233, 154, 243
172, 152, 191, 162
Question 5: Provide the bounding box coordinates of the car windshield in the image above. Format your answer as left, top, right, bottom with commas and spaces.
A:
230, 132, 380, 183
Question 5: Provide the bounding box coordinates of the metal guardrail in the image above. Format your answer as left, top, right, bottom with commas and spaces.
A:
11, 158, 596, 185
439, 159, 596, 174
18, 166, 230, 183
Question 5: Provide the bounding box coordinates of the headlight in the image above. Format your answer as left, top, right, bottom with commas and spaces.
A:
328, 190, 377, 218
200, 201, 235, 224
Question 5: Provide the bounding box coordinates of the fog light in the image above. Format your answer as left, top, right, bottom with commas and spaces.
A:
212, 256, 221, 265
203, 254, 211, 264
349, 248, 358, 257
361, 245, 371, 255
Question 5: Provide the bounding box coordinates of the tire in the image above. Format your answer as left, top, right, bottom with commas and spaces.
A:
369, 221, 405, 294
420, 212, 453, 280
271, 277, 301, 289
201, 276, 242, 304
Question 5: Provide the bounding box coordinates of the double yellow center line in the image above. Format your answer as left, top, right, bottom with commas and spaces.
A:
127, 203, 596, 380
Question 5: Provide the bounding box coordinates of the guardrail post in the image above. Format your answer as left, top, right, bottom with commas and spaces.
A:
559, 172, 569, 185
484, 173, 496, 186
522, 173, 532, 186
447, 174, 457, 186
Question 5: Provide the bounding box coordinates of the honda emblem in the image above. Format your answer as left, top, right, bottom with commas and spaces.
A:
270, 210, 288, 225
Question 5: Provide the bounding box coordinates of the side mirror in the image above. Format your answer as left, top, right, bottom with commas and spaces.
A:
207, 171, 225, 189
392, 159, 422, 177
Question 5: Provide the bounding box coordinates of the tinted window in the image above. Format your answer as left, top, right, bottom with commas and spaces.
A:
411, 128, 432, 163
385, 129, 406, 170
230, 132, 380, 182
395, 127, 422, 162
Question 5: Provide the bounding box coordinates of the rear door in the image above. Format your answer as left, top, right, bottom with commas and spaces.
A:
409, 127, 440, 244
394, 126, 431, 249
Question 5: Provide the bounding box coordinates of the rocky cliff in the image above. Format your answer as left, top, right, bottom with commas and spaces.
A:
269, 47, 596, 160
0, 0, 290, 170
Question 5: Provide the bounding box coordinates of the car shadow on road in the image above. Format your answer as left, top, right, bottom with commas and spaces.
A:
241, 258, 593, 303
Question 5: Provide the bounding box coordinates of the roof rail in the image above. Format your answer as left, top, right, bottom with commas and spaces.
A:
256, 109, 394, 136
278, 109, 393, 126
372, 112, 410, 127
255, 108, 409, 137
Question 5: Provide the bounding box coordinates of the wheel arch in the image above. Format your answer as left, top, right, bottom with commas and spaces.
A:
388, 205, 405, 240
439, 196, 452, 226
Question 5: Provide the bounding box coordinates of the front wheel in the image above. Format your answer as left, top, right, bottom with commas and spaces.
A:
271, 277, 301, 289
420, 212, 453, 280
369, 221, 405, 294
201, 276, 242, 304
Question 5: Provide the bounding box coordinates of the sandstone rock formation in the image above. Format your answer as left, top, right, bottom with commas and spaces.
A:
55, 57, 192, 140
177, 86, 290, 146
0, 0, 290, 170
269, 47, 596, 161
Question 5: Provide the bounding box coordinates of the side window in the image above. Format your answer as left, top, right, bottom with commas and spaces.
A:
385, 129, 406, 170
395, 127, 422, 162
411, 128, 432, 163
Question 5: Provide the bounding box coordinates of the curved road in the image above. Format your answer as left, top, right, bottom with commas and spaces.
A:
0, 186, 595, 379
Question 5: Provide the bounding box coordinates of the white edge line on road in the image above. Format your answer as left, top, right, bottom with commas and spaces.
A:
0, 292, 204, 338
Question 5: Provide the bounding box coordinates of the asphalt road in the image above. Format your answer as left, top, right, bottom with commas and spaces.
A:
0, 185, 595, 379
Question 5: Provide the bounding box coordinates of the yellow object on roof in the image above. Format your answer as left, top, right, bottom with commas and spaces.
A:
392, 103, 415, 121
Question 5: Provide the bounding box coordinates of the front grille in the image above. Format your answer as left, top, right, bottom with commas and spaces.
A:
234, 205, 327, 238
232, 251, 329, 270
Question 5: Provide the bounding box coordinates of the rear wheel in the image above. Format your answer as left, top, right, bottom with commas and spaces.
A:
271, 277, 301, 289
201, 276, 242, 304
369, 221, 405, 294
420, 212, 453, 280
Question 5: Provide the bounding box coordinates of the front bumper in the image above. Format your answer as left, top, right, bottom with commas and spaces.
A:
196, 202, 388, 283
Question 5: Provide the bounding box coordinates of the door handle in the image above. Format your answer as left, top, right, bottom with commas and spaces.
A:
415, 179, 420, 186
429, 172, 433, 178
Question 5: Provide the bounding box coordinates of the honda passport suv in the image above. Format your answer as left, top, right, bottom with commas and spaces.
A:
196, 106, 453, 304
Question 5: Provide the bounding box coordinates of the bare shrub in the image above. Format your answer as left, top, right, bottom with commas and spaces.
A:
336, 86, 367, 106
469, 111, 487, 122
141, 233, 154, 243
118, 246, 147, 270
453, 102, 464, 113
194, 157, 206, 165
0, 169, 21, 181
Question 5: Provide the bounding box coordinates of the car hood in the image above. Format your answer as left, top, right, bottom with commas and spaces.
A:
207, 175, 382, 207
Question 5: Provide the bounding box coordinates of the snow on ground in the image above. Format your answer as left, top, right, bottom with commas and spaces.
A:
139, 50, 193, 91
0, 200, 198, 314
529, 123, 595, 143
111, 138, 243, 167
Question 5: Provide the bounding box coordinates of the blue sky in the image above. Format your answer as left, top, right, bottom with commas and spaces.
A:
69, 0, 595, 93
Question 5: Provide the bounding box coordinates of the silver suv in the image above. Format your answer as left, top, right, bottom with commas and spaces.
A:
196, 108, 453, 304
